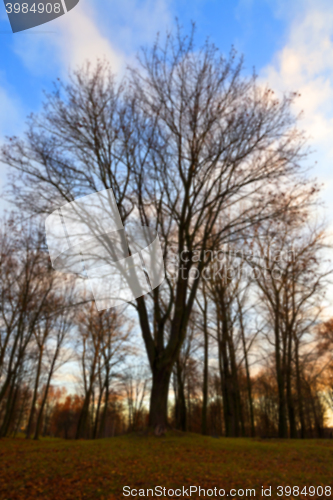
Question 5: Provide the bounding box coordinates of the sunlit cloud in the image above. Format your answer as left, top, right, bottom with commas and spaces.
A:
261, 1, 333, 185
12, 2, 123, 76
11, 0, 174, 78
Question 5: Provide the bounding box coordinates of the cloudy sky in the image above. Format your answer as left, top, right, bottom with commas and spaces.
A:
0, 0, 333, 221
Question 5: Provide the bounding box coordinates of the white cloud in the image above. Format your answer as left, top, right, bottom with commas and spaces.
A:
261, 1, 333, 183
0, 83, 25, 213
11, 0, 174, 78
12, 1, 123, 76
54, 2, 123, 74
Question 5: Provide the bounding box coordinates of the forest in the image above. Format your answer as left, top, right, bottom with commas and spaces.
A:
1, 27, 333, 443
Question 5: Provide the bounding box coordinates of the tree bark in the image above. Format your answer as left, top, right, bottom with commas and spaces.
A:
175, 358, 187, 432
0, 379, 17, 437
201, 293, 209, 435
239, 303, 255, 437
34, 354, 57, 440
149, 365, 172, 433
294, 337, 305, 438
273, 292, 287, 438
286, 327, 297, 438
26, 346, 43, 439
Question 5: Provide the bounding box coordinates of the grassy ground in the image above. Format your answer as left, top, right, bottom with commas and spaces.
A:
0, 434, 332, 499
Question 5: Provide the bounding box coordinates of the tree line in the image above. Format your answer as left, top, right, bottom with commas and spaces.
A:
1, 26, 333, 439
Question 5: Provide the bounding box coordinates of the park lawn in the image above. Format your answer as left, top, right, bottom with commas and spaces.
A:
0, 434, 332, 499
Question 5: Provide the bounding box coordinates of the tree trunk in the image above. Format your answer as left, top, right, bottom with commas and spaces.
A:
93, 384, 104, 439
26, 346, 43, 439
76, 388, 92, 439
274, 294, 287, 438
0, 379, 17, 437
149, 366, 171, 433
286, 327, 297, 438
217, 318, 231, 437
218, 288, 239, 437
99, 376, 110, 438
228, 332, 244, 437
175, 358, 187, 432
76, 346, 99, 439
201, 294, 209, 435
294, 338, 305, 438
34, 376, 52, 440
239, 305, 255, 437
14, 389, 25, 438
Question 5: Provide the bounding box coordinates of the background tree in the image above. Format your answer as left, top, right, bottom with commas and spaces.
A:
0, 218, 55, 437
75, 303, 130, 439
247, 205, 329, 438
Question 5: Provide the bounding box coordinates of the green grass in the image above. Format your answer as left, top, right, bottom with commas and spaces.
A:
0, 434, 332, 499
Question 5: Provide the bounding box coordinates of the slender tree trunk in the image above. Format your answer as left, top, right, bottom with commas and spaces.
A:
228, 332, 244, 436
0, 327, 22, 407
239, 306, 255, 437
76, 346, 99, 439
8, 383, 20, 436
201, 293, 209, 435
274, 295, 287, 438
0, 379, 17, 437
14, 391, 25, 438
309, 387, 323, 438
93, 385, 104, 439
34, 360, 56, 440
218, 289, 239, 437
99, 372, 110, 438
217, 315, 231, 437
0, 365, 17, 409
294, 338, 305, 438
175, 358, 187, 431
26, 346, 43, 439
286, 327, 297, 438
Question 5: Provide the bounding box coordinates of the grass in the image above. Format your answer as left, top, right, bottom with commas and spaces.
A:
0, 433, 333, 499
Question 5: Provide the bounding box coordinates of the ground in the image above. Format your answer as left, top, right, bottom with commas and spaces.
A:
0, 434, 332, 499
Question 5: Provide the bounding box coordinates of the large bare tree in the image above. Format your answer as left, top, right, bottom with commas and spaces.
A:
2, 26, 313, 431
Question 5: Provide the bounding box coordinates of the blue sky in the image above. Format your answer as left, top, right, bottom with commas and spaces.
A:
1, 0, 333, 220
0, 0, 288, 115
